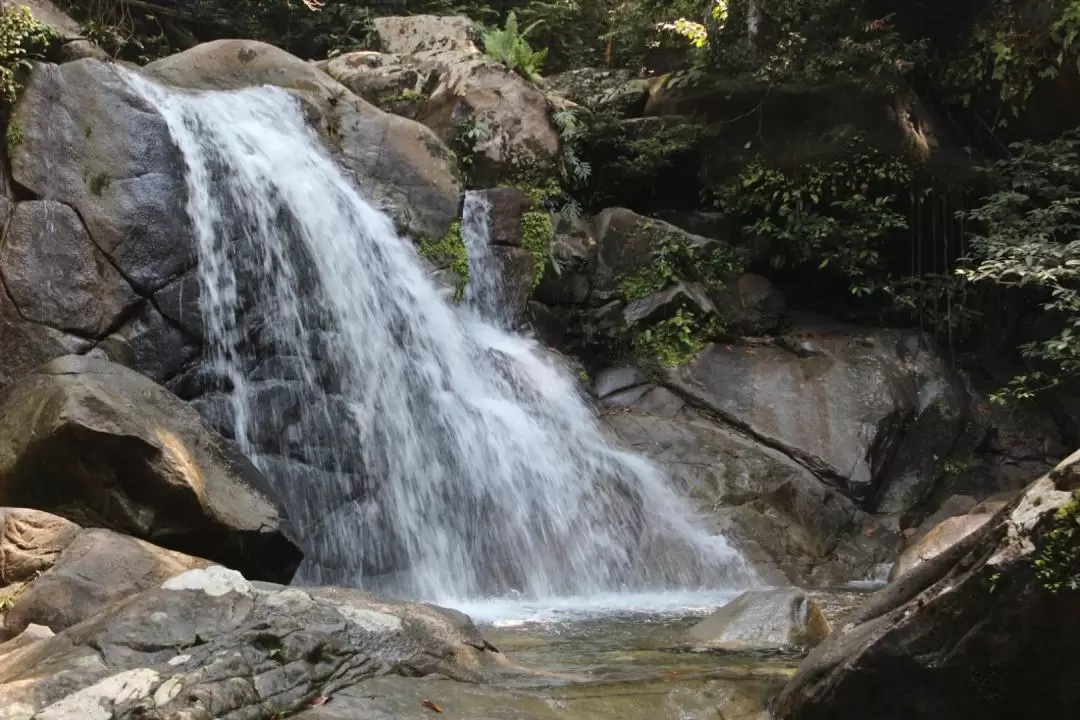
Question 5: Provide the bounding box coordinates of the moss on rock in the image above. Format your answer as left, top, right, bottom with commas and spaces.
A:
420, 220, 469, 301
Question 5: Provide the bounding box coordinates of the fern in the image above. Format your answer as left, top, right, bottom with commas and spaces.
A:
481, 11, 548, 81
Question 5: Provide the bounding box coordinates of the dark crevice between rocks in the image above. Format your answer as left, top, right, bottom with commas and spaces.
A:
0, 271, 102, 344
63, 197, 195, 301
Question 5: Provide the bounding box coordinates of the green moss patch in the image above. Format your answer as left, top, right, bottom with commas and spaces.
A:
420, 221, 469, 302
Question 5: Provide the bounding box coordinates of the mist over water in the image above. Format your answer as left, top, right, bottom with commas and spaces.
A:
124, 68, 754, 608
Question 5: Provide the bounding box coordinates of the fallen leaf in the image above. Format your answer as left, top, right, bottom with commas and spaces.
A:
421, 699, 444, 713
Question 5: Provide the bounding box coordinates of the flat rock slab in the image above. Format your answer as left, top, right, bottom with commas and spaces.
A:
0, 567, 510, 718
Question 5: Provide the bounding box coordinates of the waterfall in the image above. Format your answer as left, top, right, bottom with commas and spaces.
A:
460, 191, 506, 326
123, 70, 753, 604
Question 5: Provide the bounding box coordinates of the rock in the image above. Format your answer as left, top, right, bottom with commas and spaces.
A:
320, 51, 428, 117
57, 38, 110, 62
593, 366, 648, 399
11, 60, 192, 293
533, 216, 594, 306
0, 355, 301, 583
491, 246, 536, 324
623, 281, 717, 329
889, 513, 995, 581
666, 316, 970, 513
774, 450, 1080, 720
336, 15, 560, 185
0, 291, 91, 393
604, 408, 899, 585
145, 39, 461, 244
0, 623, 53, 659
590, 208, 715, 296
2, 529, 211, 639
23, 0, 82, 40
479, 187, 531, 247
688, 589, 831, 652
373, 15, 479, 55
715, 273, 786, 333
152, 271, 203, 339
903, 493, 977, 542
0, 200, 139, 336
0, 508, 80, 585
0, 566, 509, 717
97, 301, 197, 383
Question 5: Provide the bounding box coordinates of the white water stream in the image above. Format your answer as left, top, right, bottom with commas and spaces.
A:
123, 70, 753, 611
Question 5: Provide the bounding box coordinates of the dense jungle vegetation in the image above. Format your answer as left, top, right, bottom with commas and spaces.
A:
6, 0, 1080, 409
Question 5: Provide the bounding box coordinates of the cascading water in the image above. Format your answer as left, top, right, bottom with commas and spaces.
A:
123, 69, 753, 606
459, 191, 506, 326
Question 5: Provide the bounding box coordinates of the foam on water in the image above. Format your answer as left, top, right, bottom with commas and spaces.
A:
122, 68, 755, 606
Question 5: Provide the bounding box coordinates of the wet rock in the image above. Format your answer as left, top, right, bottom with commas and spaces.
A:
0, 508, 80, 586
492, 246, 536, 324
688, 589, 831, 652
0, 566, 509, 718
775, 450, 1080, 720
0, 355, 301, 582
889, 513, 995, 581
666, 317, 970, 513
97, 300, 197, 383
11, 60, 192, 293
153, 271, 203, 339
604, 408, 899, 585
2, 528, 211, 639
0, 200, 139, 336
479, 187, 531, 248
145, 39, 461, 244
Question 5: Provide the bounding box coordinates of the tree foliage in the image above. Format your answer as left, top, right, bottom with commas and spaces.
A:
961, 130, 1080, 401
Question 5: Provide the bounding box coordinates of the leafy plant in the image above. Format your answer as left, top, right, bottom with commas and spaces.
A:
634, 308, 721, 368
420, 221, 469, 302
1031, 492, 1080, 593
959, 130, 1080, 401
0, 5, 57, 106
620, 228, 746, 301
481, 10, 548, 81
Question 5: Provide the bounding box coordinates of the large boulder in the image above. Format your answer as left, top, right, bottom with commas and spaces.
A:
687, 589, 831, 653
2, 528, 211, 639
323, 15, 560, 185
0, 566, 509, 718
144, 39, 461, 243
0, 355, 301, 583
10, 59, 192, 293
603, 402, 900, 585
774, 451, 1080, 720
667, 316, 970, 513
